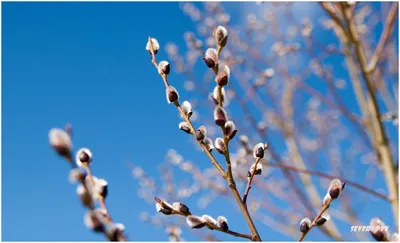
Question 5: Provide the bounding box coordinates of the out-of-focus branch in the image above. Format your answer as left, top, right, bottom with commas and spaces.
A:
339, 3, 399, 224
367, 2, 399, 73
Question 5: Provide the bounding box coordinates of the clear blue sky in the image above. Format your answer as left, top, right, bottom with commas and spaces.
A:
2, 2, 398, 242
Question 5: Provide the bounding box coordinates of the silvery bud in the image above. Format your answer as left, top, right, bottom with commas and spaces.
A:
203, 137, 214, 152
213, 26, 228, 48
196, 126, 207, 141
179, 122, 191, 134
299, 217, 311, 233
253, 143, 265, 158
217, 216, 229, 231
85, 176, 108, 200
248, 162, 262, 177
166, 86, 179, 104
202, 214, 217, 225
215, 138, 226, 154
172, 202, 191, 216
214, 107, 228, 126
156, 202, 172, 215
49, 128, 73, 160
322, 193, 332, 207
215, 65, 230, 86
370, 218, 389, 241
146, 38, 160, 54
203, 48, 218, 68
158, 61, 170, 75
181, 101, 193, 118
328, 179, 345, 199
202, 214, 217, 230
76, 148, 93, 167
186, 215, 206, 229
224, 121, 237, 140
211, 86, 226, 105
315, 212, 330, 226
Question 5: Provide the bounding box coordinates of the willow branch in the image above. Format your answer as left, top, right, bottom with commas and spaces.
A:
298, 197, 333, 242
154, 197, 254, 240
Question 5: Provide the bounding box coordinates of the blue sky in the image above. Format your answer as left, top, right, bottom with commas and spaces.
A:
2, 2, 398, 242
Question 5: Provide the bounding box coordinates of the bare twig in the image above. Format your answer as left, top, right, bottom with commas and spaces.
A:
242, 157, 261, 205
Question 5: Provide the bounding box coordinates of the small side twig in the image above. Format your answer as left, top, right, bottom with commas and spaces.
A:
298, 197, 332, 242
242, 157, 261, 205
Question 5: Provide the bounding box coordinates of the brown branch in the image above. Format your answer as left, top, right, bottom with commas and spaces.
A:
154, 197, 254, 240
367, 2, 399, 72
298, 197, 333, 241
242, 157, 261, 205
147, 36, 261, 241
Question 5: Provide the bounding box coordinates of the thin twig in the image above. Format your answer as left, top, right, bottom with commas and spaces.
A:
298, 197, 333, 241
242, 157, 261, 205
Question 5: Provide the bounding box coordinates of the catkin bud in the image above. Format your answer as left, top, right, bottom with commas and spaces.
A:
224, 121, 237, 140
370, 218, 389, 241
202, 214, 217, 225
315, 213, 330, 226
248, 162, 262, 177
299, 217, 311, 233
76, 148, 93, 167
215, 65, 230, 86
213, 26, 228, 48
217, 216, 229, 231
322, 193, 332, 207
156, 203, 172, 215
203, 137, 214, 152
179, 122, 191, 134
215, 138, 226, 154
214, 107, 228, 126
146, 38, 159, 54
186, 215, 206, 229
203, 48, 218, 68
158, 61, 170, 75
172, 202, 191, 215
181, 101, 193, 118
253, 143, 265, 158
196, 126, 207, 141
328, 179, 344, 199
166, 86, 179, 104
211, 86, 226, 105
49, 128, 73, 160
